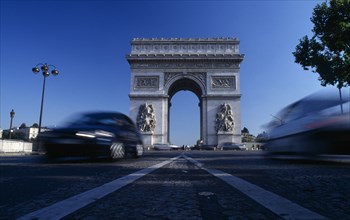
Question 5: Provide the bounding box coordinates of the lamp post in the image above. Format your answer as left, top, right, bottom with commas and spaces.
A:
32, 63, 59, 133
9, 109, 15, 139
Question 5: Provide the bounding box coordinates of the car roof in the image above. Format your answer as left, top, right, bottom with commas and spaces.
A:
84, 111, 134, 123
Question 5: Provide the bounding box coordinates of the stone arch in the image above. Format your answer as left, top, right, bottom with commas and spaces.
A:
165, 76, 204, 144
127, 38, 244, 148
165, 73, 205, 100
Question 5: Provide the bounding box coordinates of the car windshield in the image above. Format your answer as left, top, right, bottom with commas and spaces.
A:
269, 90, 350, 125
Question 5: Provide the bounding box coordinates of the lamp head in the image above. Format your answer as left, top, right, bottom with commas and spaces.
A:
41, 65, 49, 71
10, 109, 15, 117
32, 67, 40, 73
43, 71, 50, 77
51, 69, 59, 76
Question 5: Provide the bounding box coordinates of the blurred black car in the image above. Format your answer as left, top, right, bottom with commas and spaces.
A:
263, 89, 350, 155
37, 111, 144, 160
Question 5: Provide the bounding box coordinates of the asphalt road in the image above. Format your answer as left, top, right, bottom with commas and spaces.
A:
1, 150, 349, 219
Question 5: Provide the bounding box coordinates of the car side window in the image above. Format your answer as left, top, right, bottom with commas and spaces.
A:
99, 118, 119, 126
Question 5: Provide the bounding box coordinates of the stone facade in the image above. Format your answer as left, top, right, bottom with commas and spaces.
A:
0, 140, 33, 153
127, 38, 244, 147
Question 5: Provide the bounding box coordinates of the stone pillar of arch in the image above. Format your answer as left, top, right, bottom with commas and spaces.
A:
127, 38, 244, 148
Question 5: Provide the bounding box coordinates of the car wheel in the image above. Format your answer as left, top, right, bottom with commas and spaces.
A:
110, 142, 125, 159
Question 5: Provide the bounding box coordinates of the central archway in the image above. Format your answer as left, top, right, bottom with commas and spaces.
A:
127, 38, 244, 148
167, 77, 203, 144
167, 77, 203, 99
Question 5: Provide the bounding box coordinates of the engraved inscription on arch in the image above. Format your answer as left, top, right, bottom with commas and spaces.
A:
211, 76, 236, 89
134, 76, 159, 89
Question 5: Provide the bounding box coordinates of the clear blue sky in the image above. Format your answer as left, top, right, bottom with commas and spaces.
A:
2, 0, 338, 146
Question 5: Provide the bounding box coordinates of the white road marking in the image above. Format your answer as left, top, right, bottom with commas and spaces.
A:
183, 155, 327, 220
17, 155, 181, 220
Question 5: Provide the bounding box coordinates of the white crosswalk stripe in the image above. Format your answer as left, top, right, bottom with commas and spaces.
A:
183, 154, 327, 220
17, 155, 181, 220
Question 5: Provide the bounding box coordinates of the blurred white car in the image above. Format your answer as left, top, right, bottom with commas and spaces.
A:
153, 144, 171, 150
169, 144, 182, 150
218, 142, 247, 150
263, 89, 350, 155
153, 144, 182, 150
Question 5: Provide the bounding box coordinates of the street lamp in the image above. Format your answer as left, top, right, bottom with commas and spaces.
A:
9, 109, 15, 139
32, 63, 59, 133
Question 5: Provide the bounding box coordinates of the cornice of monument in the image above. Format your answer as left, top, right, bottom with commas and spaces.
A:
126, 53, 244, 61
203, 94, 242, 99
129, 94, 169, 99
127, 59, 243, 69
128, 37, 242, 57
131, 37, 240, 43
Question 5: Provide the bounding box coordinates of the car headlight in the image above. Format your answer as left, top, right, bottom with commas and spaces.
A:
76, 132, 96, 138
75, 130, 115, 138
94, 130, 115, 137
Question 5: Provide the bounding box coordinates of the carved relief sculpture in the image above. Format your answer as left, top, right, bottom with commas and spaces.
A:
137, 103, 156, 132
134, 76, 159, 89
215, 103, 234, 132
211, 76, 235, 89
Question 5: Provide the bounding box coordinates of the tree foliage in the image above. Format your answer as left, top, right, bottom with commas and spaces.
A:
241, 127, 255, 142
293, 0, 350, 89
255, 132, 269, 142
242, 135, 255, 143
241, 127, 250, 134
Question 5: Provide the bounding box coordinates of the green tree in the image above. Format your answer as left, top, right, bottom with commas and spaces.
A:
32, 123, 39, 128
241, 127, 250, 134
242, 134, 255, 143
293, 0, 350, 113
241, 127, 254, 142
255, 131, 269, 142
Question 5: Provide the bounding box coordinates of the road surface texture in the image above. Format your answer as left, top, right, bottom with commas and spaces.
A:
1, 150, 349, 219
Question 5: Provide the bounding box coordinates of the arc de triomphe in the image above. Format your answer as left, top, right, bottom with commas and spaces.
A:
127, 38, 244, 147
